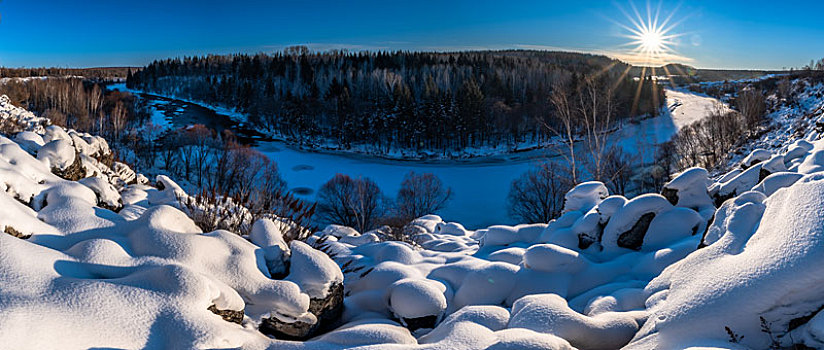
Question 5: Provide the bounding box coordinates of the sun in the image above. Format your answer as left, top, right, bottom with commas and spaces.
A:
638, 27, 665, 54
615, 1, 687, 66
629, 16, 673, 60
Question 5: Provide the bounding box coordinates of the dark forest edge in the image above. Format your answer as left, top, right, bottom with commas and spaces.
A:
0, 67, 134, 81
126, 49, 666, 158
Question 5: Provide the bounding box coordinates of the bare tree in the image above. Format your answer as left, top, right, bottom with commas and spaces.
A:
395, 172, 452, 221
507, 162, 572, 223
109, 101, 128, 141
578, 76, 617, 184
317, 174, 386, 232
736, 88, 766, 131
776, 78, 792, 103
671, 107, 744, 170
89, 84, 103, 134
43, 108, 67, 127
601, 146, 635, 196
187, 125, 217, 188
548, 82, 579, 184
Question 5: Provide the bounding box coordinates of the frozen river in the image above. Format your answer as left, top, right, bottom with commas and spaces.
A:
256, 141, 550, 228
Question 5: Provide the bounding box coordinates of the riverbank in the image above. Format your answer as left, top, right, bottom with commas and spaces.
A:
109, 83, 724, 228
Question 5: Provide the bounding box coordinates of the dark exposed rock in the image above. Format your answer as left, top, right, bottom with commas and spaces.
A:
788, 305, 824, 332
578, 234, 596, 250
4, 226, 29, 239
401, 315, 438, 332
52, 152, 85, 181
259, 282, 344, 340
92, 150, 114, 167
697, 208, 718, 249
260, 317, 314, 340
207, 305, 243, 324
759, 168, 772, 184
578, 221, 606, 250
617, 212, 656, 251
661, 188, 679, 206
712, 191, 736, 208
97, 200, 123, 213
309, 282, 344, 329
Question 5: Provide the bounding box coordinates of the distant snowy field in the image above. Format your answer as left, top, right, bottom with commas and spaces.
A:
121, 85, 723, 228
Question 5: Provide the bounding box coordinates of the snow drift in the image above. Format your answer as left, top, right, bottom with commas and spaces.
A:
3, 76, 824, 350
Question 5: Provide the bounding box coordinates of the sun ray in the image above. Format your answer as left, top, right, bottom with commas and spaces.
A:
592, 61, 620, 80
650, 66, 660, 113
611, 65, 634, 92
632, 66, 647, 115
660, 65, 677, 89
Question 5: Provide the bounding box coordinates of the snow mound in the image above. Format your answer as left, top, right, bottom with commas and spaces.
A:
629, 173, 824, 349
4, 79, 824, 349
37, 139, 76, 170
0, 96, 346, 349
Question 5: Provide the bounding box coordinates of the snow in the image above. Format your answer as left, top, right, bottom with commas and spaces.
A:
37, 139, 76, 170
0, 96, 353, 349
249, 218, 290, 276
562, 181, 609, 214
613, 88, 730, 160
510, 293, 643, 350
388, 278, 448, 320
4, 74, 824, 349
600, 194, 673, 250
78, 176, 122, 209
662, 167, 715, 220
286, 240, 344, 299
751, 171, 804, 197
13, 131, 44, 153
666, 89, 730, 129
742, 148, 773, 168
629, 173, 824, 349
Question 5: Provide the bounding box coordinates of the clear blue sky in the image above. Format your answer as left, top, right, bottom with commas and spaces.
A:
0, 0, 822, 69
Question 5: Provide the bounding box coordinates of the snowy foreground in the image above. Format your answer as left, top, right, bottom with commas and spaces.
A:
4, 78, 824, 350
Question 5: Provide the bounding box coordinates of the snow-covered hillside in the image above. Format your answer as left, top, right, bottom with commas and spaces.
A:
3, 75, 824, 350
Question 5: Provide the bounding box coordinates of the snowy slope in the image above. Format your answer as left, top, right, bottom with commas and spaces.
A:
3, 74, 824, 350
667, 88, 730, 129
613, 88, 729, 160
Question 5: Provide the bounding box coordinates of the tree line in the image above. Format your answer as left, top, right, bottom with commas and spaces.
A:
0, 67, 133, 80
0, 78, 149, 140
127, 49, 664, 156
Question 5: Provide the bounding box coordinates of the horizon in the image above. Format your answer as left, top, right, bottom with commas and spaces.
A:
0, 48, 797, 72
1, 0, 823, 70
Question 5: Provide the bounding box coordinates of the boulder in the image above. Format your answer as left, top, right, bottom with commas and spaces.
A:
52, 152, 86, 181
259, 282, 344, 340
617, 212, 655, 251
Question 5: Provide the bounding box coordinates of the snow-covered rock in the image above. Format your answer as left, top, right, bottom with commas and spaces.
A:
629, 173, 824, 349
37, 139, 76, 171
0, 96, 349, 348
3, 77, 824, 349
661, 167, 714, 220
563, 181, 609, 213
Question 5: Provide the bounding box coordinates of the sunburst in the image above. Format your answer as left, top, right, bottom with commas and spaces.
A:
617, 1, 686, 66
